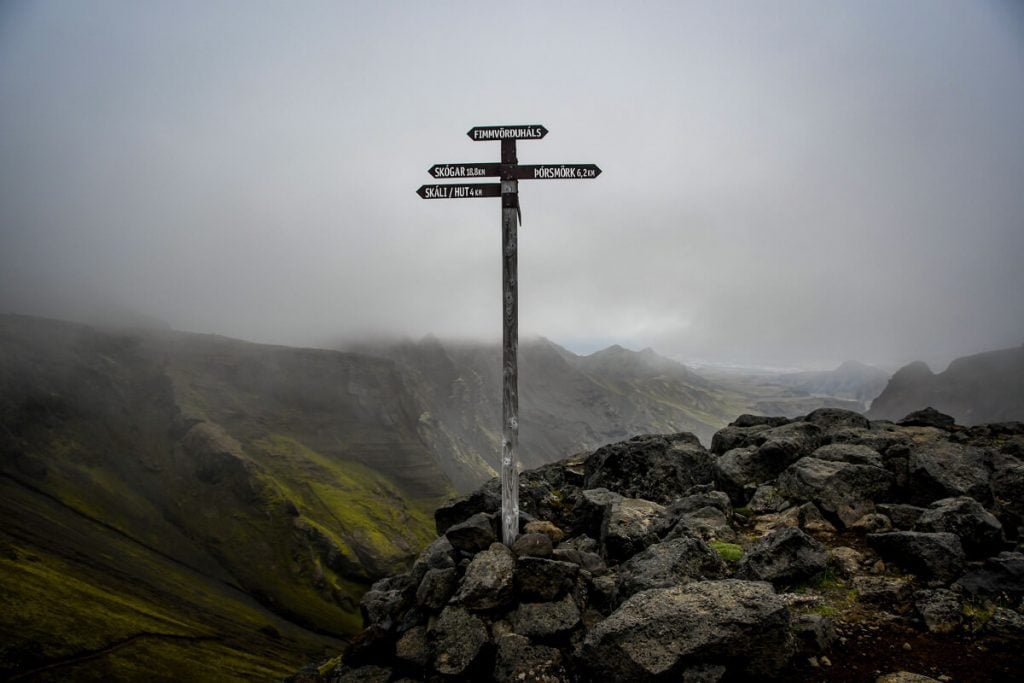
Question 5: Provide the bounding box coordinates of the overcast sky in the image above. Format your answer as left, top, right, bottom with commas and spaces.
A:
2, 1, 1022, 370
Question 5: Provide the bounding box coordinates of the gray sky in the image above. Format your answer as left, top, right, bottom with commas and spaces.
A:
2, 1, 1023, 370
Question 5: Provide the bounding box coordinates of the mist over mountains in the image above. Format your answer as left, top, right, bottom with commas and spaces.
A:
3, 312, 1023, 679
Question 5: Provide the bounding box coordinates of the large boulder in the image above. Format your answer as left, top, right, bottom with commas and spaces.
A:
360, 573, 415, 631
803, 407, 871, 432
811, 443, 885, 468
444, 512, 498, 553
573, 488, 623, 539
866, 531, 966, 585
452, 543, 515, 610
906, 440, 993, 506
912, 496, 1004, 559
583, 433, 714, 504
580, 580, 792, 681
513, 594, 582, 640
515, 557, 579, 602
738, 527, 827, 587
953, 551, 1024, 602
618, 537, 725, 598
435, 479, 501, 535
990, 463, 1024, 538
777, 457, 895, 528
600, 497, 668, 562
899, 407, 956, 430
429, 606, 490, 677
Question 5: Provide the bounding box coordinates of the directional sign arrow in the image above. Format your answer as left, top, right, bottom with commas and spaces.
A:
467, 125, 549, 142
428, 163, 501, 179
417, 183, 502, 199
516, 164, 601, 180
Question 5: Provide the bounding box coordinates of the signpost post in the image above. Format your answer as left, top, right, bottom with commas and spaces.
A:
417, 125, 600, 546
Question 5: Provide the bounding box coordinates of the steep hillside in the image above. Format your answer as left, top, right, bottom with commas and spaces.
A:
0, 315, 448, 680
362, 337, 747, 474
867, 345, 1024, 424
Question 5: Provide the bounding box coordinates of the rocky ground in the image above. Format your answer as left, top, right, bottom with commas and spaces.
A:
290, 407, 1024, 682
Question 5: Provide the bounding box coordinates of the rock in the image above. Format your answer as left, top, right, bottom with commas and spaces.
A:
552, 547, 606, 576
791, 613, 838, 652
853, 576, 913, 606
877, 673, 941, 683
828, 546, 865, 578
877, 503, 926, 530
777, 457, 894, 528
583, 433, 715, 504
953, 551, 1024, 601
411, 536, 455, 584
914, 589, 961, 634
415, 567, 457, 611
663, 505, 736, 543
850, 513, 892, 533
573, 488, 624, 539
452, 543, 515, 610
866, 531, 966, 585
804, 407, 870, 432
912, 496, 1004, 558
710, 423, 772, 455
445, 512, 498, 553
983, 607, 1024, 637
524, 520, 566, 544
749, 484, 789, 514
514, 594, 581, 639
799, 502, 837, 535
512, 532, 554, 558
666, 487, 732, 515
600, 497, 667, 562
360, 574, 414, 631
753, 506, 801, 535
812, 443, 885, 468
493, 633, 568, 682
681, 663, 727, 682
906, 441, 993, 506
586, 572, 619, 615
429, 606, 490, 677
435, 480, 501, 535
990, 463, 1024, 538
580, 580, 792, 680
515, 557, 579, 602
898, 407, 956, 430
738, 527, 826, 586
618, 537, 725, 598
395, 625, 429, 668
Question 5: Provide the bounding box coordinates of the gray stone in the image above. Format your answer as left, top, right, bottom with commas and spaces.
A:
430, 606, 489, 677
804, 407, 871, 432
828, 546, 865, 578
866, 531, 966, 585
415, 567, 457, 611
738, 527, 827, 587
899, 407, 956, 429
452, 543, 515, 610
778, 457, 894, 528
954, 551, 1024, 601
664, 505, 737, 543
360, 574, 414, 631
812, 443, 885, 468
748, 484, 789, 514
445, 512, 497, 553
983, 607, 1024, 637
573, 489, 624, 539
395, 625, 429, 668
914, 589, 961, 634
791, 613, 838, 652
600, 497, 667, 562
876, 673, 941, 683
512, 532, 554, 558
581, 580, 793, 680
336, 665, 392, 683
906, 440, 993, 506
991, 463, 1024, 538
618, 537, 725, 598
853, 576, 914, 605
493, 633, 568, 682
411, 535, 455, 585
514, 594, 581, 639
515, 556, 579, 602
583, 433, 715, 504
850, 513, 893, 533
913, 496, 1004, 559
877, 503, 926, 530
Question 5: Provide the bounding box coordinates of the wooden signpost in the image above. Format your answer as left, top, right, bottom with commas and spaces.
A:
417, 125, 601, 546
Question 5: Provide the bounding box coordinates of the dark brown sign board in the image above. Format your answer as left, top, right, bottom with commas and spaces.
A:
416, 183, 502, 199
467, 125, 548, 142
